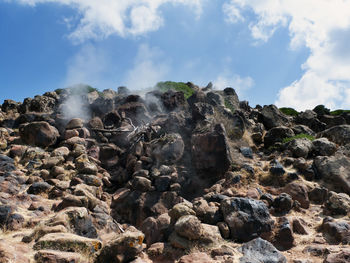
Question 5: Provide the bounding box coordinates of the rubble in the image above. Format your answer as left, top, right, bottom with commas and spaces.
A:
0, 83, 349, 262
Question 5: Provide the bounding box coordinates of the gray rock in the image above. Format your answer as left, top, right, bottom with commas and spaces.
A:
312, 138, 337, 156
324, 250, 350, 263
325, 191, 350, 215
174, 215, 202, 240
287, 138, 312, 158
0, 205, 12, 227
240, 147, 253, 159
296, 110, 326, 132
273, 217, 294, 251
0, 154, 15, 173
131, 176, 153, 192
96, 230, 144, 263
269, 160, 285, 176
272, 193, 293, 214
151, 133, 184, 165
221, 197, 274, 242
192, 102, 214, 121
27, 182, 53, 195
264, 126, 294, 148
319, 125, 350, 145
314, 154, 350, 195
239, 237, 286, 263
320, 217, 350, 244
259, 105, 289, 130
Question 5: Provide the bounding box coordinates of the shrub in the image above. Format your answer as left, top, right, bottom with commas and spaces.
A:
282, 133, 315, 144
313, 105, 330, 115
279, 107, 299, 116
330, 109, 350, 116
155, 81, 194, 99
224, 98, 235, 113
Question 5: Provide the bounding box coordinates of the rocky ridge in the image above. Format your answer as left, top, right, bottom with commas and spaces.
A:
0, 84, 349, 262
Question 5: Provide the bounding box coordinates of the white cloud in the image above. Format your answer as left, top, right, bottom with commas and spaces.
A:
224, 0, 350, 110
64, 44, 115, 89
223, 1, 244, 24
11, 0, 203, 43
124, 44, 169, 91
213, 72, 254, 98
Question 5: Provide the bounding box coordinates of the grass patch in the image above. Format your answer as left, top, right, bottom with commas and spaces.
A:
155, 81, 194, 99
224, 98, 236, 113
279, 107, 299, 116
282, 133, 315, 144
330, 109, 350, 116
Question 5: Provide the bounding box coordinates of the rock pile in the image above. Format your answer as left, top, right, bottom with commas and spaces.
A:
0, 83, 349, 262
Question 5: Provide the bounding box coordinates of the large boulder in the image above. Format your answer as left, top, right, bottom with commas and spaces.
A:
161, 90, 187, 111
96, 230, 144, 263
220, 197, 274, 242
296, 110, 326, 132
0, 154, 15, 173
258, 105, 289, 130
19, 121, 59, 147
325, 191, 350, 216
223, 87, 240, 111
319, 114, 346, 129
239, 238, 287, 263
314, 154, 350, 195
264, 126, 294, 148
320, 217, 350, 244
311, 138, 337, 156
174, 215, 202, 240
324, 250, 350, 263
34, 250, 84, 263
151, 133, 184, 165
192, 102, 214, 122
33, 233, 102, 255
20, 95, 57, 113
191, 124, 232, 177
319, 125, 350, 145
283, 182, 310, 209
287, 138, 313, 158
111, 190, 183, 226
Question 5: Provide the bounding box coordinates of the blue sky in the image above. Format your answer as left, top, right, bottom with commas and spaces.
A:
1, 0, 350, 110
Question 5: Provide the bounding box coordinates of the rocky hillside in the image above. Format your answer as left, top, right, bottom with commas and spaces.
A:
0, 83, 350, 263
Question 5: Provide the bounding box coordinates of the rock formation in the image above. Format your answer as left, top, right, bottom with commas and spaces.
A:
0, 83, 349, 262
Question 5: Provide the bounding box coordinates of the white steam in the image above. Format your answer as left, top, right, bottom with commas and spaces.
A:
60, 84, 92, 121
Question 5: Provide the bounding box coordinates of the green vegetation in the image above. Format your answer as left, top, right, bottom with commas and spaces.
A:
224, 98, 236, 113
282, 133, 315, 144
313, 104, 330, 115
155, 81, 194, 99
330, 109, 350, 116
279, 107, 299, 116
55, 84, 100, 96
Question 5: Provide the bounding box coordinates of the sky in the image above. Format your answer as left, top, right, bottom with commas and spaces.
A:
1, 0, 350, 111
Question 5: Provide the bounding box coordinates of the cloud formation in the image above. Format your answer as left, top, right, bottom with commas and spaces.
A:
224, 0, 350, 110
124, 43, 169, 91
214, 72, 254, 98
12, 0, 203, 42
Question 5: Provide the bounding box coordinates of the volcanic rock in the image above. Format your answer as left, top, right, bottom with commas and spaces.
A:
220, 197, 274, 242
191, 123, 232, 177
239, 237, 287, 263
19, 121, 59, 147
